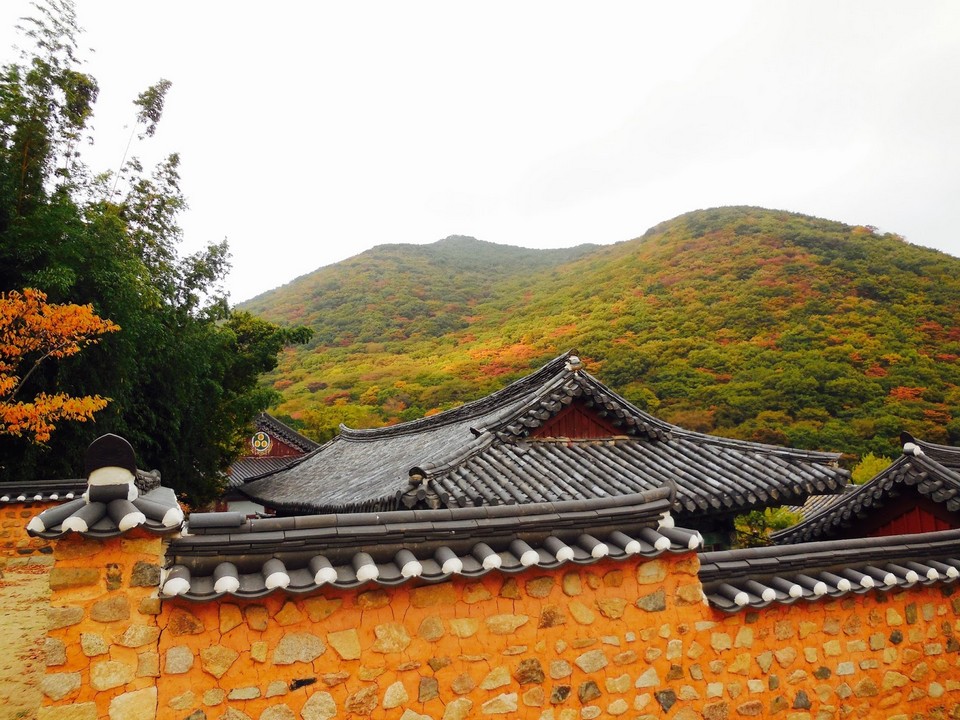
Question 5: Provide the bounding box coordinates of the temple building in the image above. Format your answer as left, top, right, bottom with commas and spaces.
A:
243, 352, 849, 548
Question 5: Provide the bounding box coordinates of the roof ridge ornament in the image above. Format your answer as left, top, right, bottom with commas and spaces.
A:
564, 355, 583, 372
26, 434, 184, 538
902, 440, 924, 457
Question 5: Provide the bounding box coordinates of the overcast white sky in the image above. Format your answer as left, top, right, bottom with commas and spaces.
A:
1, 1, 958, 303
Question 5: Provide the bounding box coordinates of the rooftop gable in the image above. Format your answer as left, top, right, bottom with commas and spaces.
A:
254, 412, 320, 454
774, 436, 960, 545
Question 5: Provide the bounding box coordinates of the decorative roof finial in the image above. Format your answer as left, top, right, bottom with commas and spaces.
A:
565, 355, 582, 372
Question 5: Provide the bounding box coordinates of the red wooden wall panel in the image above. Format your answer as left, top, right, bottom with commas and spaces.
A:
532, 403, 622, 439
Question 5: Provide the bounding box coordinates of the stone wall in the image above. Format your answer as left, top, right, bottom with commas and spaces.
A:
39, 530, 165, 720
153, 554, 960, 720
0, 501, 54, 719
17, 516, 960, 720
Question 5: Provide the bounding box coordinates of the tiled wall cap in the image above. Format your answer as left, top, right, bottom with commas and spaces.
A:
263, 559, 291, 590
510, 539, 539, 567
353, 553, 380, 582
213, 562, 241, 594
820, 571, 853, 593
26, 498, 85, 533
187, 511, 246, 529
544, 536, 575, 561
638, 526, 673, 552
162, 566, 191, 597
108, 499, 146, 532
716, 583, 750, 607
132, 495, 183, 527
61, 502, 106, 533
742, 580, 778, 603
88, 483, 137, 502
396, 549, 423, 578
578, 534, 609, 559
435, 546, 463, 575
839, 568, 875, 589
906, 561, 941, 581
657, 526, 701, 550
886, 563, 920, 583
310, 556, 338, 585
794, 574, 829, 596
928, 559, 960, 579
473, 543, 502, 569
769, 577, 804, 598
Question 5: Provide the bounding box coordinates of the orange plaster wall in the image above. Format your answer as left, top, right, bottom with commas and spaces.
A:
14, 517, 960, 720
40, 530, 166, 720
0, 502, 55, 718
0, 500, 56, 559
153, 552, 960, 720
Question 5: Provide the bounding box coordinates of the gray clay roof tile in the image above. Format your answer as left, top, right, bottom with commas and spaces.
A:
162, 486, 700, 601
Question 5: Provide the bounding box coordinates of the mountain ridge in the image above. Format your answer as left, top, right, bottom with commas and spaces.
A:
240, 234, 601, 308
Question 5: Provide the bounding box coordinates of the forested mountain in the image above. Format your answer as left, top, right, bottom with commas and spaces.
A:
243, 207, 960, 461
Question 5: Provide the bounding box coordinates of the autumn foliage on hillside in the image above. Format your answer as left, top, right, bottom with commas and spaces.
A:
0, 289, 118, 442
244, 207, 960, 462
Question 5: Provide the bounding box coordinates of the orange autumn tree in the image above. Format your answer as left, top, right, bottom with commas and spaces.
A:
0, 289, 119, 442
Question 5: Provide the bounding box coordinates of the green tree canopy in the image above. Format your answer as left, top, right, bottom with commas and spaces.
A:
0, 0, 310, 504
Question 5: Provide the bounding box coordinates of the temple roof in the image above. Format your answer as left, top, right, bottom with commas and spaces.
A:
774, 437, 960, 545
254, 412, 321, 454
243, 352, 848, 519
900, 431, 960, 470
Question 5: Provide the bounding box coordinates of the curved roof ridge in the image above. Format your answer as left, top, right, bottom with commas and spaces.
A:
475, 368, 674, 441
578, 370, 842, 461
902, 431, 960, 468
472, 371, 588, 437
573, 370, 676, 437
911, 451, 960, 501
337, 352, 576, 441
667, 422, 843, 461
